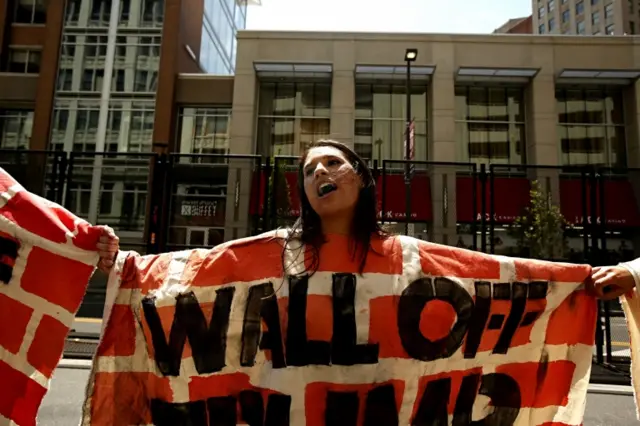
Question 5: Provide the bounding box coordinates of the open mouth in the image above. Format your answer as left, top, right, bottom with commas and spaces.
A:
317, 182, 338, 197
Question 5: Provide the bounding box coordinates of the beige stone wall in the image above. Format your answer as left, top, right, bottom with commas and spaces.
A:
227, 30, 640, 241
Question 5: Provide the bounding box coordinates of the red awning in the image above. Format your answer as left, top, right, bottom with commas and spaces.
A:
376, 174, 432, 221
560, 178, 640, 227
456, 177, 531, 223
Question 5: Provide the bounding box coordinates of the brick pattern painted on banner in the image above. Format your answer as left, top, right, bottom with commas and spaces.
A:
83, 231, 597, 426
0, 168, 101, 426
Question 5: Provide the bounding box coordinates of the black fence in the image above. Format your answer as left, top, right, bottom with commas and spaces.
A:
0, 151, 637, 380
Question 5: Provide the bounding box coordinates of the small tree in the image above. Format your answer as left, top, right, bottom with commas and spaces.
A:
510, 180, 568, 260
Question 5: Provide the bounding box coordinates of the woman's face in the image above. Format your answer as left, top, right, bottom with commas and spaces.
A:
302, 146, 362, 221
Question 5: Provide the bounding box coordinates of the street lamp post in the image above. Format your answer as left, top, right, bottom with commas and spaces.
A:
404, 48, 417, 235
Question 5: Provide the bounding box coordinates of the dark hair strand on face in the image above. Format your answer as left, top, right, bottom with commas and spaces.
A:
280, 140, 387, 278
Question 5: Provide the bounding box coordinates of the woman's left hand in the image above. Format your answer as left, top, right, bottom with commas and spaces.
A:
588, 265, 636, 300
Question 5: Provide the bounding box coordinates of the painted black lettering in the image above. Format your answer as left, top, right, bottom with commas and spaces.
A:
411, 376, 450, 425
463, 281, 491, 359
206, 396, 236, 426
286, 275, 331, 366
452, 373, 481, 426
363, 384, 399, 426
150, 399, 207, 426
141, 288, 235, 377
331, 273, 379, 365
241, 283, 286, 368
239, 391, 264, 425
471, 373, 520, 426
325, 390, 359, 426
493, 283, 527, 354
0, 236, 18, 284
398, 277, 474, 361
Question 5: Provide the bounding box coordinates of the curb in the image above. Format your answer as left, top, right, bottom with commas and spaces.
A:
588, 383, 634, 396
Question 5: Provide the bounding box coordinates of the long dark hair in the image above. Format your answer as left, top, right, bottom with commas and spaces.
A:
281, 140, 387, 277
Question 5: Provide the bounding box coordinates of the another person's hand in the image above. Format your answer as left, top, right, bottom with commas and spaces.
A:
96, 225, 119, 274
588, 265, 636, 300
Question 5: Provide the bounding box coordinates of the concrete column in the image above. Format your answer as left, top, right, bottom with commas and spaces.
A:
526, 70, 561, 206
226, 41, 259, 239
329, 41, 355, 146
427, 45, 457, 244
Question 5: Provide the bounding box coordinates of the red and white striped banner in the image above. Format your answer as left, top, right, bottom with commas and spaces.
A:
0, 168, 101, 426
83, 231, 599, 426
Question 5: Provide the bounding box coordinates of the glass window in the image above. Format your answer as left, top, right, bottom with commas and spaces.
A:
549, 17, 556, 31
6, 49, 40, 73
606, 24, 615, 34
142, 0, 164, 27
577, 20, 586, 33
539, 23, 546, 33
257, 81, 332, 158
591, 0, 598, 4
455, 86, 526, 166
353, 83, 428, 162
549, 0, 556, 11
592, 11, 600, 26
557, 88, 626, 167
631, 21, 636, 34
576, 0, 584, 14
562, 10, 570, 23
0, 110, 33, 149
605, 3, 614, 18
539, 6, 546, 18
64, 0, 81, 24
178, 107, 232, 156
14, 0, 46, 24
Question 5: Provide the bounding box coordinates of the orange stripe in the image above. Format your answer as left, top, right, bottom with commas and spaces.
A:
496, 361, 576, 408
119, 252, 173, 293
315, 235, 403, 274
418, 241, 501, 279
545, 289, 596, 346
514, 258, 591, 283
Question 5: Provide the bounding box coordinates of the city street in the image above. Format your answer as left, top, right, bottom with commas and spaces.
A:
38, 363, 640, 425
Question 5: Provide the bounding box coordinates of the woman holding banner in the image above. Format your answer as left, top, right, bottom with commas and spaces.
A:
94, 139, 640, 299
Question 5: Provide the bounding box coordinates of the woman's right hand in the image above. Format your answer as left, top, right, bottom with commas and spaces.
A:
96, 225, 119, 274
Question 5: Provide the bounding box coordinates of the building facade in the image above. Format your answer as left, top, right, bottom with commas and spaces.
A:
3, 24, 640, 315
221, 31, 640, 260
494, 16, 534, 34
532, 0, 633, 35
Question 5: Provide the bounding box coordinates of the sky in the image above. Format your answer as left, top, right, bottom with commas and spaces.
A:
245, 0, 533, 34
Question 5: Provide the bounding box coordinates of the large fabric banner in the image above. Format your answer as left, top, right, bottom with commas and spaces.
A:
0, 169, 101, 426
83, 231, 599, 426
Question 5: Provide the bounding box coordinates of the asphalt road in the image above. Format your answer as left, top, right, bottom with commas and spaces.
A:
37, 366, 639, 426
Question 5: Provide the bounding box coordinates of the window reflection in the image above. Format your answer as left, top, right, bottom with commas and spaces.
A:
257, 81, 332, 157
0, 110, 33, 150
556, 88, 626, 167
178, 107, 232, 158
354, 83, 428, 161
455, 86, 526, 166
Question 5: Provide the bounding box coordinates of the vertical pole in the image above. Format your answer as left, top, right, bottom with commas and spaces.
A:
480, 163, 487, 253
87, 0, 120, 224
404, 60, 411, 235
489, 164, 496, 254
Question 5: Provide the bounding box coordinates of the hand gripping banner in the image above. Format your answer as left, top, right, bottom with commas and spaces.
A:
0, 169, 101, 426
83, 230, 601, 426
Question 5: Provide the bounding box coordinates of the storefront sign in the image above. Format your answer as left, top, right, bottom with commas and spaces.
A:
180, 200, 219, 217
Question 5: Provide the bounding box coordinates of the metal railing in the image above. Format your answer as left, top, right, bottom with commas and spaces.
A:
1, 150, 636, 382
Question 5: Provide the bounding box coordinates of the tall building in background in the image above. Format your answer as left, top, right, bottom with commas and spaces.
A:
200, 0, 248, 74
494, 16, 533, 34
533, 0, 632, 35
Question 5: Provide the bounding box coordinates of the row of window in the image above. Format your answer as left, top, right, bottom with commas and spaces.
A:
64, 0, 164, 28
11, 0, 164, 27
254, 82, 627, 168
539, 1, 617, 34
0, 84, 628, 169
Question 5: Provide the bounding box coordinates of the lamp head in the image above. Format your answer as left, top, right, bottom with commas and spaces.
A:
405, 48, 418, 62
